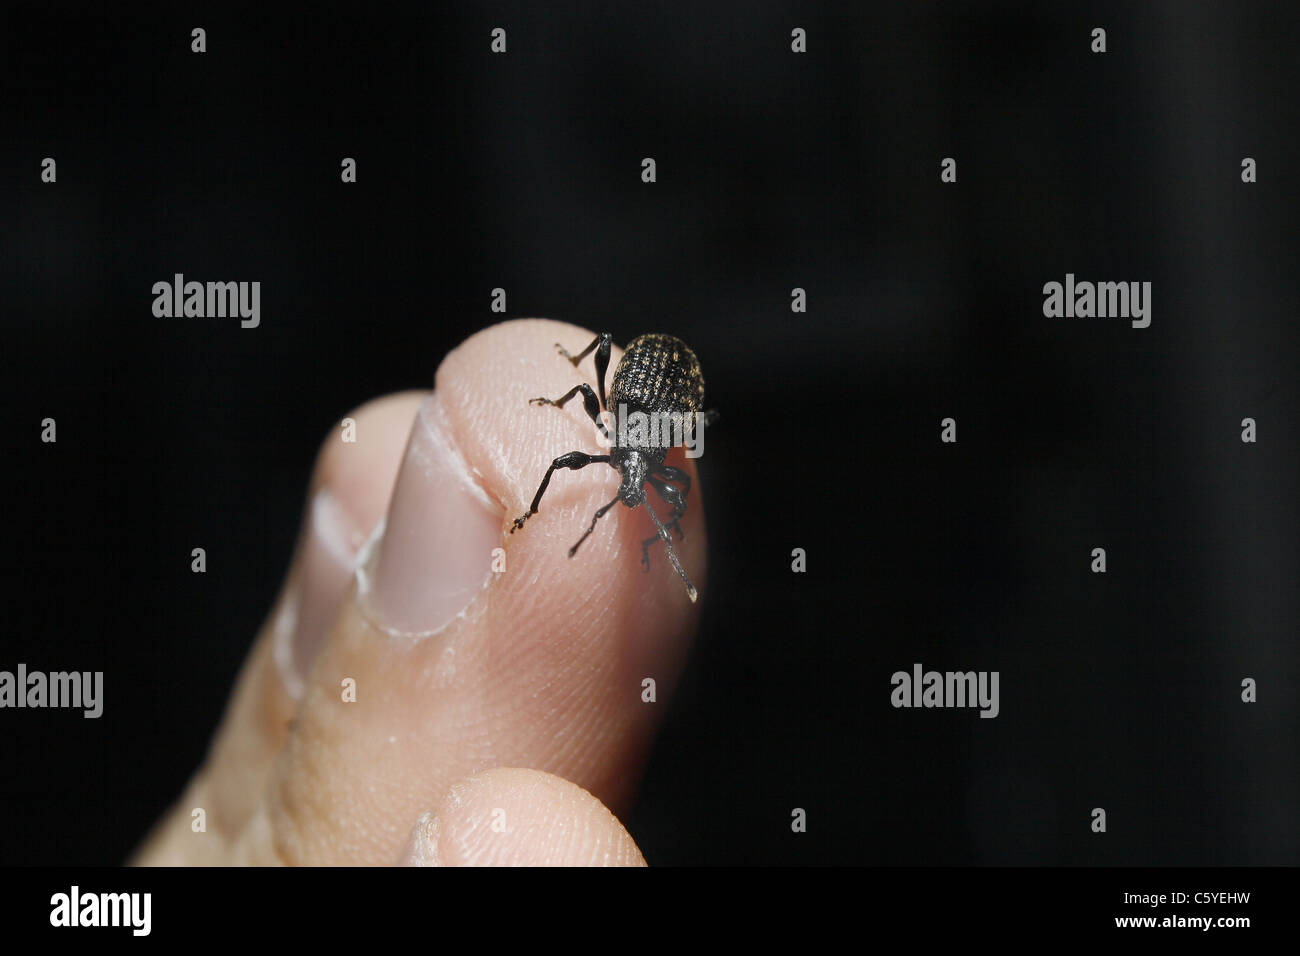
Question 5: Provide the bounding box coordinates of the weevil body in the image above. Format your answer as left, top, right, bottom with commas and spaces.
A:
510, 331, 717, 602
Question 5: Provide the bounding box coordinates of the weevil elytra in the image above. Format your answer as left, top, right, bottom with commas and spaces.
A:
510, 332, 718, 602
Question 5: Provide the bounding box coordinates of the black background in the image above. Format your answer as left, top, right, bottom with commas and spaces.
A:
3, 2, 1297, 865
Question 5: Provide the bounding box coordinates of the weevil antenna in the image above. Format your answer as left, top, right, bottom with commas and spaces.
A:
644, 497, 697, 603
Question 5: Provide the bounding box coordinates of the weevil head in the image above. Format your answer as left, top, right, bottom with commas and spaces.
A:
612, 448, 649, 507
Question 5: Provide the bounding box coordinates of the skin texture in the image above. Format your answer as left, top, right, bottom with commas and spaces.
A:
132, 319, 705, 865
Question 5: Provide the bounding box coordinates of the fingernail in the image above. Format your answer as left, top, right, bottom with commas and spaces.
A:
274, 489, 367, 698
360, 395, 498, 636
397, 811, 443, 866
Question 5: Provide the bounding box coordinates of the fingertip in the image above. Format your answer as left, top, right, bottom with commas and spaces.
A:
398, 768, 646, 867
433, 318, 708, 612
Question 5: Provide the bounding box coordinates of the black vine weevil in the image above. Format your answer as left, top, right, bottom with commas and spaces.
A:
510, 332, 718, 602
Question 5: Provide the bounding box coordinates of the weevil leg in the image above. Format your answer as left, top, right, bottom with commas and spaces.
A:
510, 451, 611, 532
640, 473, 688, 569
652, 464, 691, 498
555, 332, 613, 410
529, 383, 609, 439
568, 493, 623, 557
643, 496, 697, 602
640, 520, 684, 571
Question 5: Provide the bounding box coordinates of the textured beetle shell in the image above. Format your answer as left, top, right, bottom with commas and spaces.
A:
610, 333, 706, 414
